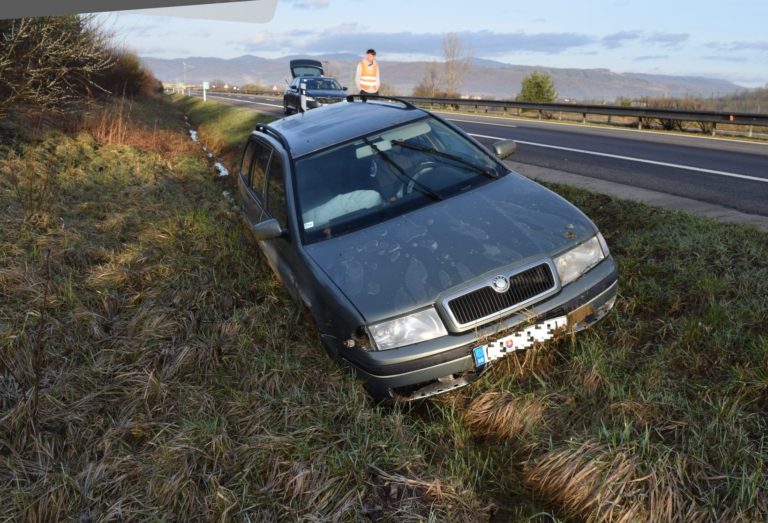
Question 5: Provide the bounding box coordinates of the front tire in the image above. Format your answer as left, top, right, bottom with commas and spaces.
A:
283, 99, 293, 115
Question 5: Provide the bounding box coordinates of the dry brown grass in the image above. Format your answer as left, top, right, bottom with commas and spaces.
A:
365, 465, 491, 522
464, 392, 550, 442
79, 98, 197, 156
523, 438, 708, 522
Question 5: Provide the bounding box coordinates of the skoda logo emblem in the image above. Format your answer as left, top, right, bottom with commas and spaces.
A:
491, 275, 509, 293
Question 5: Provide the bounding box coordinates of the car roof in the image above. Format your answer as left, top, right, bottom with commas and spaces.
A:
261, 100, 430, 159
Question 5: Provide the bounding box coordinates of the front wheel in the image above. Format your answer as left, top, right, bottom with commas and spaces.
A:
283, 99, 293, 115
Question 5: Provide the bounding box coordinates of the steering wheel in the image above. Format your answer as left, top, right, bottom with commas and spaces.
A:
406, 161, 438, 194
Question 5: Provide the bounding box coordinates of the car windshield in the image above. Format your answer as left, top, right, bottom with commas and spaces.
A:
294, 116, 504, 243
304, 78, 342, 91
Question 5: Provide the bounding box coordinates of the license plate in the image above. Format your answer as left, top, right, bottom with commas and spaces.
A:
472, 316, 567, 367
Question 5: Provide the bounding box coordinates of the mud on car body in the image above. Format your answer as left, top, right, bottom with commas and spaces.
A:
238, 95, 618, 402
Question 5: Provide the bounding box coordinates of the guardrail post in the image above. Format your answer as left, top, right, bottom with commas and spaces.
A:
711, 122, 717, 137
559, 111, 563, 121
538, 109, 542, 120
638, 118, 642, 130
749, 125, 753, 138
582, 113, 587, 124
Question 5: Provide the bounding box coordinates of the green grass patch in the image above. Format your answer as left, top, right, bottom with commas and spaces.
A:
173, 95, 275, 166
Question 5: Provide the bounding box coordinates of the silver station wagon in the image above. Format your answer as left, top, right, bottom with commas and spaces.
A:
238, 96, 618, 402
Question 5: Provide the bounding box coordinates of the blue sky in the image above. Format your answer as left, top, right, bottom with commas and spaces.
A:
103, 0, 768, 87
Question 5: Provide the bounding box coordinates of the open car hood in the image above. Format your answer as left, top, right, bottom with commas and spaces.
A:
290, 59, 324, 78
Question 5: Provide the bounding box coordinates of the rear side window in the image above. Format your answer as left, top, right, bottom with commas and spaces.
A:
241, 140, 258, 178
266, 156, 288, 227
249, 140, 272, 198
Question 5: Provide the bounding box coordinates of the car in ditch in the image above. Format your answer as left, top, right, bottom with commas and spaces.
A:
238, 95, 618, 402
283, 59, 347, 114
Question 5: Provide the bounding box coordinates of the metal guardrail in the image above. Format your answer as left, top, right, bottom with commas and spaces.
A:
221, 89, 768, 137
396, 96, 768, 137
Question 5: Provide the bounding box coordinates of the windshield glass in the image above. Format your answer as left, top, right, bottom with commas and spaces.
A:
305, 78, 343, 91
294, 117, 504, 243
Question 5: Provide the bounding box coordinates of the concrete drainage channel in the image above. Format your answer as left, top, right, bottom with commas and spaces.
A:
183, 115, 238, 208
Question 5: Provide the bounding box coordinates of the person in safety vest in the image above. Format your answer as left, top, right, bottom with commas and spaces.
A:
355, 49, 380, 95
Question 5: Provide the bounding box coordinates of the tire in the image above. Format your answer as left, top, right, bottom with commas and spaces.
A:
283, 99, 293, 115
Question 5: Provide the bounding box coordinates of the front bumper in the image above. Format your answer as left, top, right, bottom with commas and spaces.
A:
343, 256, 618, 401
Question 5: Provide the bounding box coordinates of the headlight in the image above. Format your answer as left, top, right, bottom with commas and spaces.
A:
554, 235, 606, 286
368, 308, 447, 351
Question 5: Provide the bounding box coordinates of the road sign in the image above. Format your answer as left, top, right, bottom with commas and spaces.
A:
202, 82, 210, 90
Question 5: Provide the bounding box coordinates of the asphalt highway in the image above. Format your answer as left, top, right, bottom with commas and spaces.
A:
203, 92, 768, 217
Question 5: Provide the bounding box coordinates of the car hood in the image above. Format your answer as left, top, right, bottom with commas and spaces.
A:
304, 173, 597, 323
307, 89, 346, 98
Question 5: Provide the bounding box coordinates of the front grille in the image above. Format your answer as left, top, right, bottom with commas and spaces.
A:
447, 263, 556, 326
316, 97, 343, 104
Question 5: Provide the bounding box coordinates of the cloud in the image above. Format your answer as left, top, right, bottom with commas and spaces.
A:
602, 30, 642, 49
236, 30, 308, 52
285, 0, 330, 8
327, 22, 363, 34
700, 55, 748, 63
134, 44, 190, 56
643, 32, 688, 48
707, 40, 768, 52
633, 55, 669, 62
230, 28, 596, 57
297, 30, 591, 56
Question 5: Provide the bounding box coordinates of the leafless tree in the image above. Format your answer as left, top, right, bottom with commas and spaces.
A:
412, 61, 440, 97
0, 15, 112, 116
442, 32, 472, 96
413, 33, 472, 98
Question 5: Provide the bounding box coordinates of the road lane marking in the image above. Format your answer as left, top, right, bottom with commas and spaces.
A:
446, 117, 517, 128
208, 94, 282, 108
468, 132, 768, 184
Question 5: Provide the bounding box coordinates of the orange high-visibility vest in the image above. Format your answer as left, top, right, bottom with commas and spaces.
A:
358, 60, 379, 92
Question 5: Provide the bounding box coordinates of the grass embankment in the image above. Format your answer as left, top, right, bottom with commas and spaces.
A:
0, 97, 485, 520
3, 95, 767, 521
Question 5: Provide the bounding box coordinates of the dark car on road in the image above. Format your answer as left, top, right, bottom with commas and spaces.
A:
238, 96, 618, 402
283, 59, 347, 114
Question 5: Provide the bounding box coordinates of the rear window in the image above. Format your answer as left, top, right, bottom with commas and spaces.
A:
305, 78, 342, 91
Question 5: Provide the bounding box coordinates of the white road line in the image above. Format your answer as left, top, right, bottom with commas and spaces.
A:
447, 117, 517, 128
208, 94, 282, 109
468, 132, 768, 184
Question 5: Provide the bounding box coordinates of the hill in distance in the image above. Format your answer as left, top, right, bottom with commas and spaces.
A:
141, 54, 746, 101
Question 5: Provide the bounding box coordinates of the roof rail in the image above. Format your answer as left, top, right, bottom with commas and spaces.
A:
254, 123, 291, 153
345, 94, 418, 110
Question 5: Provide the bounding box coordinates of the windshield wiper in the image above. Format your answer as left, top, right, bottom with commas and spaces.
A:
363, 138, 443, 201
392, 140, 499, 179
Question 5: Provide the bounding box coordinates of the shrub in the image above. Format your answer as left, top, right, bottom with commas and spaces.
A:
0, 15, 111, 116
96, 48, 162, 98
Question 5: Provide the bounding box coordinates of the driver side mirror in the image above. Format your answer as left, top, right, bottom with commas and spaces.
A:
492, 139, 517, 160
251, 218, 284, 241
342, 86, 348, 91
